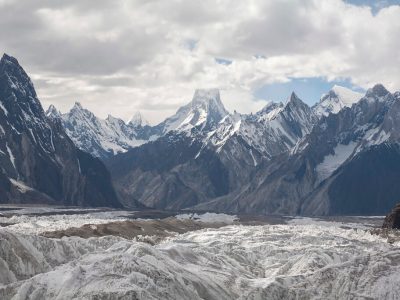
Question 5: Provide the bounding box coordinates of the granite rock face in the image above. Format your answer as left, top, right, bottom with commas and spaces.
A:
0, 54, 121, 207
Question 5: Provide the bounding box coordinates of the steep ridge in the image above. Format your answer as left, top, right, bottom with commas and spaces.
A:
47, 103, 152, 159
200, 92, 317, 188
0, 54, 121, 207
197, 84, 399, 215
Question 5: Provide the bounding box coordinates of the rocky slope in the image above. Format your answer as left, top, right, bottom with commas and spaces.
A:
106, 91, 318, 209
197, 84, 400, 215
105, 89, 231, 208
0, 54, 121, 207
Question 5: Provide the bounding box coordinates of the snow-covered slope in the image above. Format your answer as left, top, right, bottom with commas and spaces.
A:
313, 85, 363, 117
156, 88, 229, 134
206, 92, 317, 160
47, 103, 149, 159
311, 84, 395, 176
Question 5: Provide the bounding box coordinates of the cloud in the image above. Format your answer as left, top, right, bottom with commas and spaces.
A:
0, 0, 399, 124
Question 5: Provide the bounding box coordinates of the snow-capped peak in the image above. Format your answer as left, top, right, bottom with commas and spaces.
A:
285, 92, 303, 106
72, 101, 83, 110
159, 88, 229, 134
192, 89, 227, 111
331, 85, 363, 106
192, 88, 220, 103
68, 102, 96, 121
57, 103, 149, 158
129, 111, 149, 127
256, 102, 284, 121
46, 104, 61, 119
1, 53, 19, 65
313, 85, 363, 117
106, 114, 126, 127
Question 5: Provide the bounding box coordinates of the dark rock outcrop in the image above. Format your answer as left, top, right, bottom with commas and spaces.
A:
382, 203, 400, 229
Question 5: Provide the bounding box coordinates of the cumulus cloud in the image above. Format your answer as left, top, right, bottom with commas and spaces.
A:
0, 0, 399, 124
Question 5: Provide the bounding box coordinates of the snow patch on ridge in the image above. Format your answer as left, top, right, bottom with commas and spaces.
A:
0, 101, 8, 116
9, 179, 34, 194
316, 141, 357, 182
6, 143, 16, 170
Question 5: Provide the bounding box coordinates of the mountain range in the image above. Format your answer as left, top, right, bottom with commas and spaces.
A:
2, 53, 399, 216
108, 85, 400, 215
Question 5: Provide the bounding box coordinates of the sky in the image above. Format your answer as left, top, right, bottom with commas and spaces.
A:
1, 0, 400, 124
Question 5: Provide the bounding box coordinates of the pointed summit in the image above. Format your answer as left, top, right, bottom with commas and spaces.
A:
0, 53, 42, 115
191, 88, 228, 119
287, 92, 300, 104
129, 111, 149, 127
69, 101, 97, 120
46, 104, 61, 119
106, 114, 126, 128
258, 101, 283, 114
330, 85, 363, 105
367, 84, 390, 98
313, 85, 363, 117
191, 89, 227, 116
256, 102, 284, 121
285, 92, 308, 110
73, 101, 83, 110
192, 88, 221, 103
0, 53, 31, 86
1, 53, 19, 66
158, 88, 228, 134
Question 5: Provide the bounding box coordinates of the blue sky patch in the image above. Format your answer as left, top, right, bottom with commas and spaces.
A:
215, 58, 233, 65
254, 77, 365, 106
345, 0, 400, 14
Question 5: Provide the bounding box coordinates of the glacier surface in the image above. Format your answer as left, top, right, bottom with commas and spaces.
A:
0, 211, 399, 300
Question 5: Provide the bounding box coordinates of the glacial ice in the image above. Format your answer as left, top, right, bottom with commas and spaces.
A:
0, 212, 399, 299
